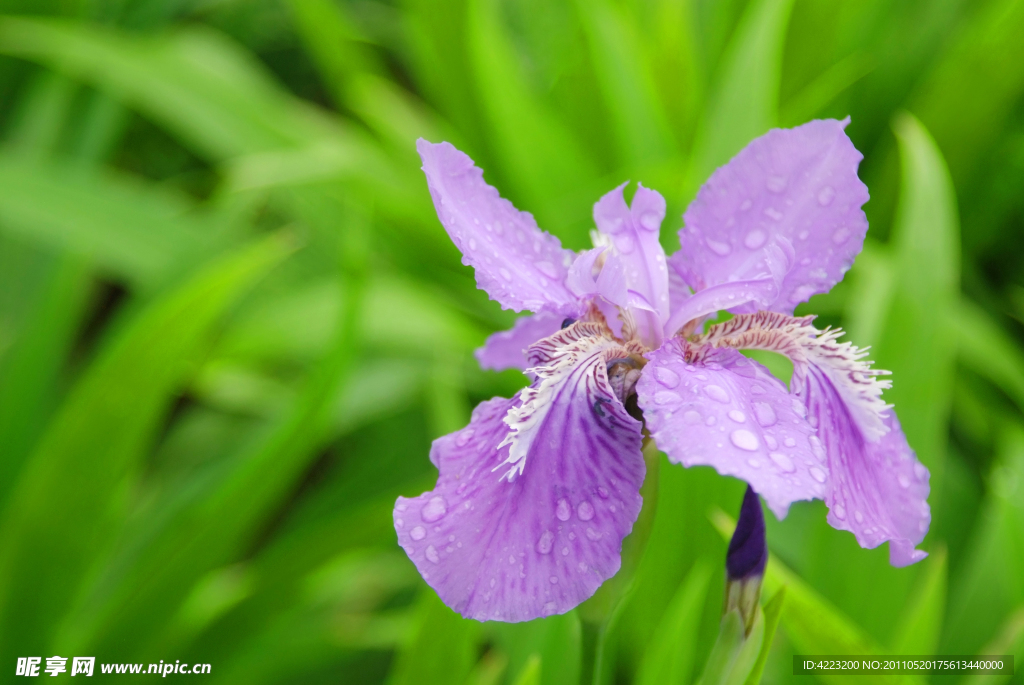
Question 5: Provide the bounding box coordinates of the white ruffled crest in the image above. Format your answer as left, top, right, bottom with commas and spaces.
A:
694, 311, 892, 441
495, 322, 632, 481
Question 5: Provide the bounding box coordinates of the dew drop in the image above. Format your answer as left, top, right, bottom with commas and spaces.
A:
739, 199, 753, 211
854, 510, 864, 523
536, 261, 559, 279
468, 238, 477, 250
683, 410, 702, 425
798, 230, 809, 240
730, 429, 759, 451
578, 562, 587, 572
421, 496, 448, 522
550, 576, 558, 584
898, 474, 911, 489
426, 545, 440, 563
616, 234, 635, 253
704, 385, 730, 403
791, 398, 807, 418
764, 207, 784, 221
537, 530, 554, 554
784, 437, 796, 448
747, 458, 761, 468
597, 487, 609, 499
769, 451, 796, 473
809, 436, 826, 461
654, 367, 680, 388
706, 238, 732, 256
544, 601, 557, 614
706, 416, 717, 426
817, 186, 835, 206
509, 555, 516, 564
764, 434, 778, 450
752, 402, 777, 427
655, 391, 681, 406
455, 429, 475, 447
834, 503, 846, 519
640, 212, 661, 231
728, 410, 747, 423
750, 384, 765, 395
586, 527, 602, 541
556, 498, 571, 522
410, 525, 426, 541
577, 501, 595, 521
810, 467, 827, 483
832, 227, 850, 244
766, 175, 788, 193
744, 229, 767, 249
499, 268, 513, 282
490, 578, 496, 588
914, 463, 928, 480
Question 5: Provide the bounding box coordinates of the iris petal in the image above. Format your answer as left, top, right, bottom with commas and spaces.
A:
475, 312, 564, 372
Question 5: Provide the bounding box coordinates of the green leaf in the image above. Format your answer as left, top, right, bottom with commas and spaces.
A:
636, 558, 713, 685
511, 654, 542, 685
695, 607, 763, 685
493, 611, 582, 685
684, 0, 794, 201
465, 0, 599, 244
875, 112, 960, 497
388, 589, 480, 685
891, 545, 946, 654
947, 298, 1024, 415
0, 232, 293, 655
575, 0, 675, 167
0, 154, 214, 286
744, 587, 786, 685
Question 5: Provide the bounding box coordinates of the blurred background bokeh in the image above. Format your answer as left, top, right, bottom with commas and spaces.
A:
0, 0, 1022, 682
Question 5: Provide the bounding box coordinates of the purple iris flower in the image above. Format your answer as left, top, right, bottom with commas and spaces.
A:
394, 119, 931, 623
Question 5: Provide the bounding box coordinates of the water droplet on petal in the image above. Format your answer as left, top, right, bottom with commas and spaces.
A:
706, 238, 732, 256
739, 199, 752, 211
784, 437, 796, 447
410, 525, 426, 540
764, 434, 778, 450
426, 545, 440, 563
914, 463, 928, 480
536, 261, 559, 279
752, 402, 777, 427
728, 410, 746, 423
834, 503, 846, 519
706, 416, 717, 426
810, 467, 827, 483
577, 501, 595, 521
898, 474, 911, 489
730, 429, 759, 451
683, 410, 702, 425
468, 238, 477, 250
817, 186, 836, 206
550, 575, 558, 584
556, 498, 571, 521
537, 530, 554, 554
832, 227, 850, 244
616, 234, 635, 253
798, 230, 809, 240
640, 212, 661, 231
766, 175, 787, 193
854, 510, 864, 523
586, 527, 602, 541
654, 367, 680, 388
499, 268, 513, 282
764, 207, 784, 221
747, 458, 761, 467
597, 487, 609, 499
422, 497, 448, 522
395, 518, 404, 528
744, 229, 767, 249
769, 452, 796, 473
544, 601, 557, 614
456, 429, 475, 447
578, 562, 587, 571
809, 436, 826, 461
750, 384, 765, 395
704, 385, 730, 403
655, 391, 681, 406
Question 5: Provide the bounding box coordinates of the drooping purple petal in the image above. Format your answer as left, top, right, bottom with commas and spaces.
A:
418, 139, 578, 313
797, 374, 930, 566
475, 312, 565, 372
637, 341, 825, 519
671, 119, 869, 314
394, 328, 645, 622
593, 183, 670, 347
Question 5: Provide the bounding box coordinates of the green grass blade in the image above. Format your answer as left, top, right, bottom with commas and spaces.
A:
891, 545, 947, 654
388, 589, 480, 685
744, 587, 786, 685
684, 0, 794, 201
0, 232, 293, 655
947, 298, 1024, 415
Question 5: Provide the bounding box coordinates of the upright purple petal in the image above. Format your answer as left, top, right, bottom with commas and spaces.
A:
797, 375, 930, 566
395, 328, 645, 622
593, 184, 670, 346
671, 119, 869, 313
418, 139, 578, 313
475, 312, 565, 372
637, 341, 825, 518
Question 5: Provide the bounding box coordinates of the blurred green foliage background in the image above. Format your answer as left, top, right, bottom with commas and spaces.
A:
0, 0, 1022, 682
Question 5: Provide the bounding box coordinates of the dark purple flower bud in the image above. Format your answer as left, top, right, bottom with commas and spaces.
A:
724, 486, 767, 635
726, 485, 767, 581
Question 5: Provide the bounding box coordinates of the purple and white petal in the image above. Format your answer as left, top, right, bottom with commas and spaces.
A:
671, 119, 869, 313
637, 341, 825, 519
395, 328, 645, 622
475, 312, 565, 372
593, 184, 670, 347
418, 139, 578, 313
797, 376, 930, 566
